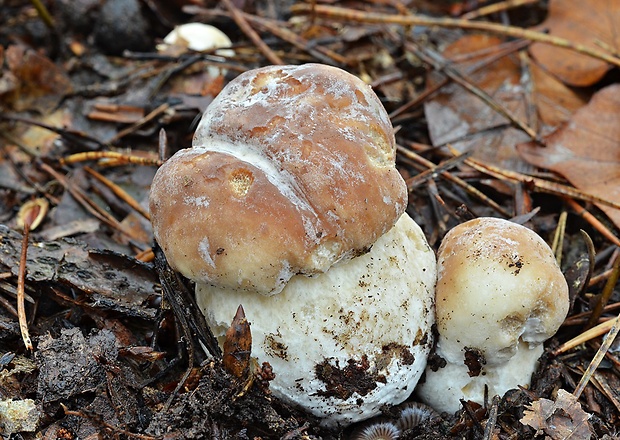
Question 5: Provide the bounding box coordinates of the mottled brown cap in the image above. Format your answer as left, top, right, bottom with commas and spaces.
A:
434, 217, 569, 365
149, 64, 407, 295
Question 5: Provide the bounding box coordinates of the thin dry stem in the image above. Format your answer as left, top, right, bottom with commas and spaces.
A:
221, 0, 284, 65
291, 4, 620, 69
17, 223, 33, 350
84, 166, 150, 220
573, 314, 620, 399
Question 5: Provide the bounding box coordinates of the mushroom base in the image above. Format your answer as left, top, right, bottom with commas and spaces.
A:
196, 213, 436, 427
416, 340, 544, 414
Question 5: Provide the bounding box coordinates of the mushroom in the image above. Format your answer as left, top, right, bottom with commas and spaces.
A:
159, 23, 233, 53
416, 217, 569, 414
157, 23, 234, 77
149, 64, 437, 427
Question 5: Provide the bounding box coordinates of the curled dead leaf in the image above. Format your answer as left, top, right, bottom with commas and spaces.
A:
518, 84, 620, 229
223, 304, 252, 379
520, 389, 592, 439
529, 0, 620, 87
16, 198, 49, 231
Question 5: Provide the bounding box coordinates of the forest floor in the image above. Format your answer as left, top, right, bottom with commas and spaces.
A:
0, 0, 619, 438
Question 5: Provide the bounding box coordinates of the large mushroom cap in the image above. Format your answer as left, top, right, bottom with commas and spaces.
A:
417, 217, 569, 413
149, 64, 407, 295
197, 213, 436, 427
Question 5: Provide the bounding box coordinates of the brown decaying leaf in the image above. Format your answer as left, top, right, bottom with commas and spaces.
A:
425, 34, 584, 173
529, 0, 620, 87
520, 389, 593, 439
223, 304, 252, 379
3, 45, 73, 113
425, 35, 531, 172
529, 61, 587, 132
518, 83, 620, 228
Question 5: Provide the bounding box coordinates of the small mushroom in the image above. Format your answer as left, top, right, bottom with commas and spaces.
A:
149, 64, 436, 427
157, 23, 234, 77
158, 22, 233, 54
416, 217, 569, 413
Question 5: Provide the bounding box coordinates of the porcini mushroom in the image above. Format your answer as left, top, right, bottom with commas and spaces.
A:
149, 64, 436, 427
416, 217, 569, 414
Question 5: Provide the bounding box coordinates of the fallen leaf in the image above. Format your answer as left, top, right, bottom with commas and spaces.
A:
529, 0, 620, 86
425, 34, 585, 172
529, 61, 587, 132
520, 389, 592, 439
518, 84, 620, 228
3, 45, 73, 113
424, 35, 531, 172
223, 304, 252, 379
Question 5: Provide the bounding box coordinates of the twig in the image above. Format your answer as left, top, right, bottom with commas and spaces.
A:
220, 0, 283, 65
482, 395, 501, 440
84, 166, 150, 220
554, 316, 617, 355
398, 145, 511, 217
242, 12, 347, 66
562, 302, 620, 326
586, 252, 620, 330
390, 39, 530, 120
39, 162, 143, 242
60, 151, 161, 167
551, 211, 567, 265
109, 103, 170, 144
565, 198, 620, 248
573, 313, 620, 399
291, 4, 620, 69
17, 223, 33, 351
29, 0, 55, 30
453, 151, 620, 212
461, 0, 540, 20
406, 41, 539, 141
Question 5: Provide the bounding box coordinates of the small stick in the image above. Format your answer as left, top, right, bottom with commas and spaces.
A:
573, 314, 620, 399
39, 163, 142, 241
17, 220, 37, 351
221, 0, 284, 65
461, 0, 540, 20
454, 151, 620, 212
551, 211, 567, 266
406, 42, 538, 141
554, 316, 617, 354
291, 4, 620, 69
398, 146, 511, 217
390, 39, 530, 120
60, 151, 161, 167
108, 103, 170, 144
482, 395, 501, 440
565, 198, 620, 247
84, 166, 150, 220
586, 253, 620, 330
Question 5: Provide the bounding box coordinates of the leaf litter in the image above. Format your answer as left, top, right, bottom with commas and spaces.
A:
0, 0, 619, 438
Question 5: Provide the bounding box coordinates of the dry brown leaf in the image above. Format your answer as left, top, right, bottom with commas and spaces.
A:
425, 34, 585, 172
425, 35, 531, 172
518, 84, 620, 228
520, 389, 592, 439
3, 45, 73, 113
223, 304, 252, 379
529, 61, 587, 131
529, 0, 620, 87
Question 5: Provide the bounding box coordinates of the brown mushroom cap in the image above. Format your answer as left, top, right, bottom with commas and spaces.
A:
149, 64, 407, 294
434, 217, 569, 364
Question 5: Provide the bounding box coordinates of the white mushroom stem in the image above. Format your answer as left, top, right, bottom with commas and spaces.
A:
196, 214, 436, 427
